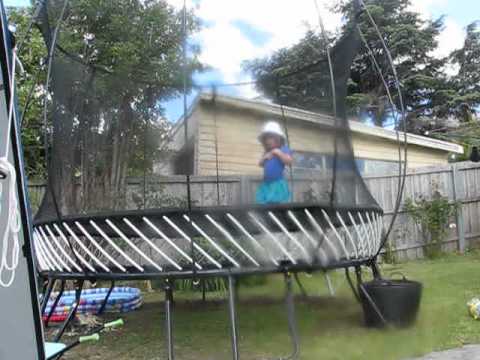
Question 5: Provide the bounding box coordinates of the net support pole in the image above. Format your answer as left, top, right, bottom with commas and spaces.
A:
227, 275, 240, 360
54, 279, 84, 342
45, 280, 66, 327
283, 271, 300, 359
40, 278, 55, 316
164, 280, 175, 360
97, 280, 115, 315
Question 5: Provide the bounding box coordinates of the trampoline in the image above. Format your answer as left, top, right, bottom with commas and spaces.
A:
2, 0, 408, 358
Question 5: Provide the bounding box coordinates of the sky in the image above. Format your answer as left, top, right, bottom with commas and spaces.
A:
4, 0, 480, 122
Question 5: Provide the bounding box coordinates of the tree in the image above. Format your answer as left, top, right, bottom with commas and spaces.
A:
422, 21, 480, 150
7, 6, 47, 179
244, 30, 333, 113
245, 0, 447, 128
32, 0, 202, 219
442, 21, 480, 123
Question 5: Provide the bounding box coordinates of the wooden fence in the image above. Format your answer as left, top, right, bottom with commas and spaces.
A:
27, 161, 480, 260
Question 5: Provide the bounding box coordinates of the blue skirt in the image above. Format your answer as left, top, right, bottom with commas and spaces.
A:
256, 178, 291, 204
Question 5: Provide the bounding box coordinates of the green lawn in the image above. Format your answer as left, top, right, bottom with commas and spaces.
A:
63, 252, 480, 360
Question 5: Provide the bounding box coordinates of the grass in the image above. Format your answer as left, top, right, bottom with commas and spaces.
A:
62, 252, 480, 360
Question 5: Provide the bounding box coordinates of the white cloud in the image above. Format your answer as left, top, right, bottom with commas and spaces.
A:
409, 0, 448, 19
169, 0, 342, 98
169, 0, 467, 97
434, 18, 465, 58
408, 1, 465, 75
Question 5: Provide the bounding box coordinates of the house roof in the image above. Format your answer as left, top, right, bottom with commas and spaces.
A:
167, 92, 463, 155
198, 93, 464, 154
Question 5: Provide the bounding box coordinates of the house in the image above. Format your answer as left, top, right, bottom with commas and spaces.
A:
154, 93, 464, 177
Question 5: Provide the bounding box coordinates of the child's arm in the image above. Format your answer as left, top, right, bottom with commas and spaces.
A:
258, 152, 274, 166
271, 148, 293, 166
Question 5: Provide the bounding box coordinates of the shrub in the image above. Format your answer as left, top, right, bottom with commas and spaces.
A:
404, 186, 459, 259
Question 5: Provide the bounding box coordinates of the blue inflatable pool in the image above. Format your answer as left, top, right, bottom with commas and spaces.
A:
44, 287, 142, 316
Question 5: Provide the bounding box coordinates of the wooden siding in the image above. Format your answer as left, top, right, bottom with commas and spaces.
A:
194, 102, 452, 176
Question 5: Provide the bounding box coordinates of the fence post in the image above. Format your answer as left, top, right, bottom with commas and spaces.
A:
239, 176, 249, 204
451, 164, 466, 253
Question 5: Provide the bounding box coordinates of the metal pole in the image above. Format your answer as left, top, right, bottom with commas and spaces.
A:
228, 275, 239, 360
451, 164, 466, 253
45, 280, 65, 327
324, 272, 335, 296
40, 278, 55, 317
165, 281, 175, 360
55, 279, 84, 342
97, 280, 115, 315
284, 272, 300, 359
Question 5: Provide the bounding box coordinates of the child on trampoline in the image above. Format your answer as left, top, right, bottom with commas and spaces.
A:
256, 121, 293, 204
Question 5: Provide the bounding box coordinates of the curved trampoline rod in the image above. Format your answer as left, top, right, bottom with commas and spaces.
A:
33, 232, 52, 271
34, 229, 62, 272
123, 218, 182, 271
268, 212, 311, 263
143, 217, 201, 270
336, 212, 359, 259
377, 214, 385, 253
304, 209, 340, 262
205, 214, 260, 267
90, 220, 144, 272
75, 222, 127, 273
248, 213, 296, 265
371, 212, 381, 252
226, 213, 279, 266
365, 213, 377, 254
53, 223, 96, 273
33, 230, 55, 271
38, 226, 71, 272
44, 225, 82, 272
63, 223, 110, 273
347, 211, 366, 258
287, 211, 328, 265
183, 215, 240, 268
359, 0, 409, 255
357, 213, 372, 257
105, 219, 162, 272
162, 215, 222, 269
321, 210, 350, 260
32, 236, 47, 271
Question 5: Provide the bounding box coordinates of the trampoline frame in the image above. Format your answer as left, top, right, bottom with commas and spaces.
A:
33, 203, 384, 359
0, 0, 410, 357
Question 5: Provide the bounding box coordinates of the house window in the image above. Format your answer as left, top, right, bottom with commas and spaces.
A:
292, 150, 400, 176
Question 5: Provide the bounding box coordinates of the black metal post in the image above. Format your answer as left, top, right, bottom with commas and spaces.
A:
97, 280, 115, 315
284, 272, 300, 360
355, 265, 363, 284
358, 282, 388, 326
40, 278, 55, 317
54, 280, 84, 342
165, 280, 174, 360
345, 268, 361, 303
293, 272, 307, 298
227, 275, 239, 360
45, 280, 65, 327
370, 260, 382, 279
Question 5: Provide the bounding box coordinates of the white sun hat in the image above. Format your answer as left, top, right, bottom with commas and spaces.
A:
258, 121, 286, 143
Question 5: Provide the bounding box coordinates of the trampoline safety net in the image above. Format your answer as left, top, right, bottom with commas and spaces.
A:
26, 0, 387, 277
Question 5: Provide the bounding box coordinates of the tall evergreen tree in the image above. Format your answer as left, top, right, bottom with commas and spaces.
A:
244, 0, 446, 129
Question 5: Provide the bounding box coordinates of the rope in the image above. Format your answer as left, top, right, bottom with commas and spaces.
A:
313, 0, 338, 207
275, 79, 295, 202
181, 0, 198, 285
0, 46, 21, 288
211, 87, 221, 206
